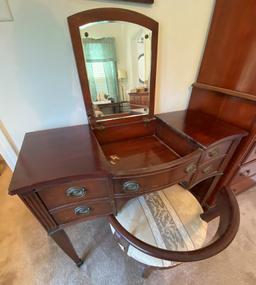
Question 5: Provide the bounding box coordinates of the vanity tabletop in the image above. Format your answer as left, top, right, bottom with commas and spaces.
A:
156, 110, 248, 149
9, 110, 247, 195
9, 125, 109, 195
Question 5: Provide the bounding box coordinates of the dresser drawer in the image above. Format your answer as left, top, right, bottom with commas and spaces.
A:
243, 142, 256, 164
50, 200, 113, 225
38, 178, 110, 210
113, 158, 200, 196
232, 160, 256, 185
192, 157, 224, 185
231, 173, 256, 194
202, 140, 232, 163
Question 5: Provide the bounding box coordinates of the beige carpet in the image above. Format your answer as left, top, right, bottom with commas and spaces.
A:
0, 165, 256, 285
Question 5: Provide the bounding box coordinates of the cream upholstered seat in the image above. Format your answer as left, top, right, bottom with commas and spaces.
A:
110, 185, 208, 267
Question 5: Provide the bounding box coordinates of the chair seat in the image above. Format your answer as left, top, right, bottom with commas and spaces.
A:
110, 185, 208, 267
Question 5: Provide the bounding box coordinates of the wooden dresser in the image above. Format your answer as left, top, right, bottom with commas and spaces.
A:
188, 0, 256, 196
128, 91, 149, 109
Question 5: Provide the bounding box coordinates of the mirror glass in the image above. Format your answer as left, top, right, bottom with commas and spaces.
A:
79, 21, 152, 120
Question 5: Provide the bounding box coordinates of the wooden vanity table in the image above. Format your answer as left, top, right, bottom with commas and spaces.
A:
8, 7, 248, 267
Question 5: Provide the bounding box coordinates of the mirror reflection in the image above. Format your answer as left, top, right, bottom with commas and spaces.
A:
79, 21, 152, 119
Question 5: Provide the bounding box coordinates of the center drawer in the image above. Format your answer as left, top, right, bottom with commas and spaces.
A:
38, 178, 110, 210
113, 157, 200, 196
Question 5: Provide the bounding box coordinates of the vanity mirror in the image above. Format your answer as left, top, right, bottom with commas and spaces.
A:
80, 21, 152, 118
68, 8, 158, 128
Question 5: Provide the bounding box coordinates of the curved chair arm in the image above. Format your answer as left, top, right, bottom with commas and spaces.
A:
108, 187, 240, 262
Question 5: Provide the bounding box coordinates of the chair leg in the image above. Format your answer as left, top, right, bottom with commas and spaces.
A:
142, 265, 155, 278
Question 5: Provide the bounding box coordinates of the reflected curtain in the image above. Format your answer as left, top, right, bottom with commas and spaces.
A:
83, 38, 120, 102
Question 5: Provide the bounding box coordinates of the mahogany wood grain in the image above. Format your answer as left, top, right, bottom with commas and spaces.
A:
243, 142, 256, 164
231, 160, 256, 185
200, 141, 231, 163
197, 0, 256, 95
51, 200, 114, 225
230, 174, 256, 194
9, 109, 245, 266
38, 178, 110, 210
8, 125, 110, 195
193, 83, 256, 102
94, 120, 156, 145
156, 110, 247, 148
50, 229, 83, 267
189, 89, 256, 131
129, 92, 149, 108
101, 136, 180, 171
189, 0, 256, 195
191, 156, 225, 184
112, 154, 200, 196
155, 118, 198, 156
8, 2, 250, 267
19, 192, 57, 232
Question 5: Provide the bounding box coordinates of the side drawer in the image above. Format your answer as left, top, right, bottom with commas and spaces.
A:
50, 200, 113, 225
38, 178, 110, 210
232, 160, 256, 185
191, 157, 225, 186
202, 140, 232, 163
113, 159, 199, 196
243, 142, 256, 164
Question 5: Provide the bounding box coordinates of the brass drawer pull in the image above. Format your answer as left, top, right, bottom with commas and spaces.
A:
203, 166, 213, 174
185, 164, 197, 174
123, 181, 140, 192
74, 206, 91, 216
66, 187, 86, 198
208, 148, 219, 158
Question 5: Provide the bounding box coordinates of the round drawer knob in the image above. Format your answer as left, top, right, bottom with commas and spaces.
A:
208, 148, 219, 158
203, 166, 212, 174
66, 187, 86, 198
185, 163, 197, 174
123, 181, 140, 192
74, 206, 91, 216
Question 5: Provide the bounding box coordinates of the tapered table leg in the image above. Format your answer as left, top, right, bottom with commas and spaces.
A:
49, 229, 84, 267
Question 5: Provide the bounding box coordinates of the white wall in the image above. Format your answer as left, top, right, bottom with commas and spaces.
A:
0, 0, 215, 158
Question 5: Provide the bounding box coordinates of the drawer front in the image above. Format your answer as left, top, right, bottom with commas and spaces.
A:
51, 200, 113, 225
38, 178, 110, 210
230, 173, 256, 194
113, 159, 199, 195
202, 140, 232, 163
243, 142, 256, 164
232, 160, 256, 185
192, 157, 224, 185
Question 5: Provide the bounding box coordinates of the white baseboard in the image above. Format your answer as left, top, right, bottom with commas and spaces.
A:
0, 129, 17, 171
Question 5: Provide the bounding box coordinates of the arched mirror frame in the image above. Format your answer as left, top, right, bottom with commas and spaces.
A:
68, 8, 158, 128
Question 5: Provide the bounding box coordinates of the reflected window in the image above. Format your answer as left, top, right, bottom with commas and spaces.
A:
83, 37, 120, 103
